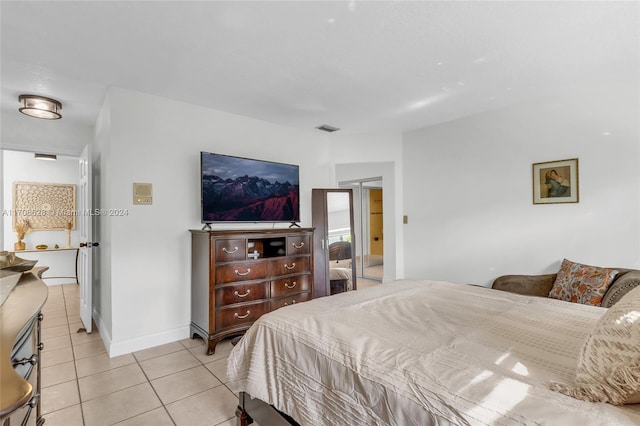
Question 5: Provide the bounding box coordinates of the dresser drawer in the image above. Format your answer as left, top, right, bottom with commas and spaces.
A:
215, 282, 269, 306
215, 302, 269, 331
215, 262, 268, 284
271, 275, 311, 298
271, 292, 311, 311
11, 318, 37, 380
286, 235, 311, 255
11, 318, 36, 359
214, 239, 247, 262
269, 257, 309, 277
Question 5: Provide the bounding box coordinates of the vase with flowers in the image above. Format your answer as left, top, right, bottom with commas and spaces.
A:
14, 220, 31, 251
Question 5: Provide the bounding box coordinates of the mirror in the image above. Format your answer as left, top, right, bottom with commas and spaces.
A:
339, 179, 384, 285
312, 189, 356, 297
327, 192, 354, 294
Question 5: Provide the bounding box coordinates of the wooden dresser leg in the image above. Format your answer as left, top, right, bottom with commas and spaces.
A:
236, 405, 253, 426
207, 334, 242, 355
207, 337, 220, 355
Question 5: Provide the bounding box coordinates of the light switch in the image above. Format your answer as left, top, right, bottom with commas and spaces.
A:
133, 183, 152, 205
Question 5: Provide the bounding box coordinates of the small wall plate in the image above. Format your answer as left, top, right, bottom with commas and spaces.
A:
133, 183, 152, 205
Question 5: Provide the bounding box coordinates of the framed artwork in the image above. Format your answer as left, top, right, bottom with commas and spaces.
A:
532, 158, 579, 204
13, 181, 77, 230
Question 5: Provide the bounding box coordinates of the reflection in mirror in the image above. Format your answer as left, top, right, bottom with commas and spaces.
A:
329, 241, 351, 262
327, 192, 351, 244
326, 191, 354, 294
339, 178, 383, 288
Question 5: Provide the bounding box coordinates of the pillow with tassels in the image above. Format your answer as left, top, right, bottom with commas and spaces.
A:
550, 285, 640, 405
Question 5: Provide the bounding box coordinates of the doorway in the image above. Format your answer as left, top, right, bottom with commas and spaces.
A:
339, 178, 383, 284
1, 149, 79, 258
1, 148, 94, 332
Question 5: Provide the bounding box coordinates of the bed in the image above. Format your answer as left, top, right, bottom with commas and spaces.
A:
329, 260, 353, 294
328, 241, 354, 294
227, 279, 640, 425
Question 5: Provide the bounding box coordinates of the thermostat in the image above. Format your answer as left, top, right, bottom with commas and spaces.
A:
133, 183, 152, 205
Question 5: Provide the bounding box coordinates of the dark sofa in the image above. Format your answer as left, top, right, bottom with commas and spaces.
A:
492, 267, 640, 308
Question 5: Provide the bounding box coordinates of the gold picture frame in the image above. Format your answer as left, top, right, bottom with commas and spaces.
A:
532, 158, 579, 204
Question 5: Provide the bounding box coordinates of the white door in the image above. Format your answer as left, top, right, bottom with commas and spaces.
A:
78, 145, 93, 333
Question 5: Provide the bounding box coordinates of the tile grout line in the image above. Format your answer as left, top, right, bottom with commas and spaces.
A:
64, 284, 88, 426
41, 284, 86, 425
131, 350, 178, 426
136, 341, 235, 425
42, 286, 239, 426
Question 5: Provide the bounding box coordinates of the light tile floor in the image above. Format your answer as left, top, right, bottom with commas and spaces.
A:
40, 284, 239, 426
356, 277, 381, 289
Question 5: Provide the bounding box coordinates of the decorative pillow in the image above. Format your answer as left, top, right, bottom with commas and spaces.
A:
548, 259, 619, 306
550, 285, 640, 405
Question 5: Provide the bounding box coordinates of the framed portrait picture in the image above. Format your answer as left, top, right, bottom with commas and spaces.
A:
532, 158, 579, 204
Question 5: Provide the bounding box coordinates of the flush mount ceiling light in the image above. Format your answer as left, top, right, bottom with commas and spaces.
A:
34, 153, 57, 161
18, 94, 62, 120
315, 124, 340, 133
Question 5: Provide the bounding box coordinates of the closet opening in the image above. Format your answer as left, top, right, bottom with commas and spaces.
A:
339, 178, 383, 287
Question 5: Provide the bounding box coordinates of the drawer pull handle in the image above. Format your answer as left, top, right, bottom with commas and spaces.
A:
292, 242, 304, 249
284, 263, 296, 270
234, 310, 251, 319
223, 246, 239, 254
27, 393, 39, 408
285, 282, 297, 289
12, 354, 38, 367
235, 268, 251, 276
38, 313, 44, 321
234, 289, 251, 298
283, 300, 297, 307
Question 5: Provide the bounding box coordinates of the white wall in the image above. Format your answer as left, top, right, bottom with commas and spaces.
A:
2, 150, 81, 285
99, 87, 335, 356
403, 81, 640, 286
1, 111, 92, 156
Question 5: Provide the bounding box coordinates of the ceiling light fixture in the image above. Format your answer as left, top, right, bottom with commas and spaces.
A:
316, 124, 340, 133
18, 94, 62, 120
34, 153, 57, 161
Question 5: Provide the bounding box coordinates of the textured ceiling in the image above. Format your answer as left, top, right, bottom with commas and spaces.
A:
1, 1, 638, 136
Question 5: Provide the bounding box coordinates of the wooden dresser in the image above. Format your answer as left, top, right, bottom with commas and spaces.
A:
0, 270, 48, 426
190, 228, 314, 354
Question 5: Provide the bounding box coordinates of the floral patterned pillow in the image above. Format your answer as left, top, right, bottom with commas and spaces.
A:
548, 259, 619, 306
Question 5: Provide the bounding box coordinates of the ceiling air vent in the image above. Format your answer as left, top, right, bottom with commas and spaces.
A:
315, 124, 340, 133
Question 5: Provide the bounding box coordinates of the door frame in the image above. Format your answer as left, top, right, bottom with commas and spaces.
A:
339, 177, 384, 281
78, 144, 93, 333
0, 147, 93, 331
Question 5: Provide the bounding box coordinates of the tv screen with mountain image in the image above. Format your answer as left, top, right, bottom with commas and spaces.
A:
201, 152, 300, 223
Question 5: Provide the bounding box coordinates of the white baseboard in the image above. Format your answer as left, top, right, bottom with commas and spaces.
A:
107, 325, 191, 358
92, 306, 112, 354
92, 307, 190, 358
43, 279, 77, 286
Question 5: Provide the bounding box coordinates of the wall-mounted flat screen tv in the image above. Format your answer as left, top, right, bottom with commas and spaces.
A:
201, 152, 300, 223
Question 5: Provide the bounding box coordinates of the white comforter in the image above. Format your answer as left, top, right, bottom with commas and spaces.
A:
227, 279, 640, 425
